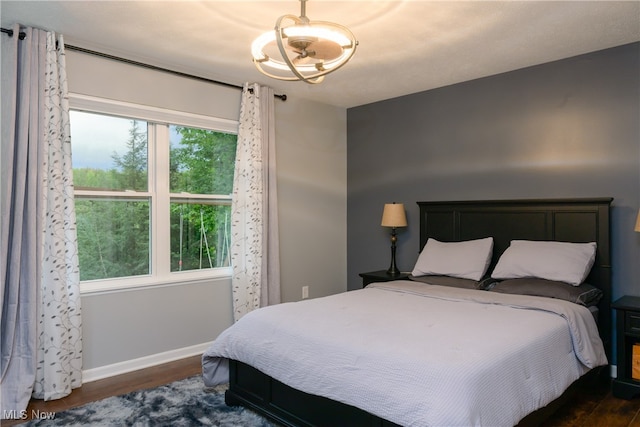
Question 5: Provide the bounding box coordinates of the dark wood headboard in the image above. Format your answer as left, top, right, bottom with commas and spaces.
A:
416, 198, 613, 358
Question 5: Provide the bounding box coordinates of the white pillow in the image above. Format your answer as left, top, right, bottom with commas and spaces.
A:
491, 240, 597, 286
411, 237, 494, 281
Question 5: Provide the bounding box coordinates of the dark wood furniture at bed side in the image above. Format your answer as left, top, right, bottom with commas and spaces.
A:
359, 270, 410, 287
612, 295, 640, 399
224, 198, 613, 427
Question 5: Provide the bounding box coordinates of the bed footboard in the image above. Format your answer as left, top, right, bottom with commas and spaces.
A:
226, 359, 401, 427
226, 360, 607, 427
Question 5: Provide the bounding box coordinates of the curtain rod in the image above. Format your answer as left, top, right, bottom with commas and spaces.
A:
1, 27, 287, 101
1, 27, 25, 39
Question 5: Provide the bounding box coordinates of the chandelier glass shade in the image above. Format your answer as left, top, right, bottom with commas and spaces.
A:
251, 0, 358, 84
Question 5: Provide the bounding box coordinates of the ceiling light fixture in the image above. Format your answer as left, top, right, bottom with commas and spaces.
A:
251, 0, 358, 84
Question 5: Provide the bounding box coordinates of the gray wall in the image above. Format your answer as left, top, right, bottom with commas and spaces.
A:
347, 43, 640, 303
67, 50, 347, 372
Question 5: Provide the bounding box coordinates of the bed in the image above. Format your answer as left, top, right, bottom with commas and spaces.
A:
202, 198, 613, 426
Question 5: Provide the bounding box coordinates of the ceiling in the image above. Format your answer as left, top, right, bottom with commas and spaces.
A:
1, 1, 639, 108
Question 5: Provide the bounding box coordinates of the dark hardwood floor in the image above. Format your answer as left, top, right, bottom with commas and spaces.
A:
3, 356, 640, 426
2, 356, 202, 427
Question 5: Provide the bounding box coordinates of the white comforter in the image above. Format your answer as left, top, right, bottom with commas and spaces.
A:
202, 281, 607, 427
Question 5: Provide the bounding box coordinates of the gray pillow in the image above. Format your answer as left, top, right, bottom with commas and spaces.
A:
408, 275, 491, 290
488, 278, 602, 306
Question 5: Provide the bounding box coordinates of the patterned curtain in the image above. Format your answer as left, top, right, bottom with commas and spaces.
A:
1, 25, 82, 417
230, 83, 281, 321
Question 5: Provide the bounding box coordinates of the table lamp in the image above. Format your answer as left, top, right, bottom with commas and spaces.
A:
381, 202, 407, 275
635, 209, 640, 232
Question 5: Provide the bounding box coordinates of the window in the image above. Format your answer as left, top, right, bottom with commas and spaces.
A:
169, 125, 236, 272
70, 96, 237, 292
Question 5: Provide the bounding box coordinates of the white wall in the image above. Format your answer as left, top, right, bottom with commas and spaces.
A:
66, 50, 347, 376
276, 98, 348, 302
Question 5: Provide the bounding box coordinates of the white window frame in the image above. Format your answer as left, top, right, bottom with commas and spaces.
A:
70, 94, 238, 294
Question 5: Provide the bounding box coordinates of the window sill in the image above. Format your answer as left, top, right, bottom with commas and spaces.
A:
79, 267, 232, 296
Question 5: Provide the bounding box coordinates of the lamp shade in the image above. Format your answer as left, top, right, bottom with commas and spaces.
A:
635, 209, 640, 232
381, 203, 407, 228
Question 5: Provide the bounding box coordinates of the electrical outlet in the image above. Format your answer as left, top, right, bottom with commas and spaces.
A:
302, 286, 309, 299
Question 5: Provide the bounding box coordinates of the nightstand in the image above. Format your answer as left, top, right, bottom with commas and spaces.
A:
612, 296, 640, 399
359, 270, 410, 288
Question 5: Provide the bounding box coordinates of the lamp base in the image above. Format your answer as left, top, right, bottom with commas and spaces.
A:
386, 266, 401, 276
387, 228, 400, 276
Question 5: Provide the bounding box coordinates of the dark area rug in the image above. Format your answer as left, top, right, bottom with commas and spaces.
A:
25, 375, 277, 426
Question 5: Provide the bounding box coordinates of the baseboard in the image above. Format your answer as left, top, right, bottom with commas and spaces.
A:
82, 342, 210, 383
